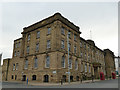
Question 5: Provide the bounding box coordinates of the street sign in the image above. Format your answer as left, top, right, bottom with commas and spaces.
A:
53, 71, 56, 74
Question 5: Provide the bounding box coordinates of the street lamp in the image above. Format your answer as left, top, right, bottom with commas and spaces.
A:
67, 32, 70, 84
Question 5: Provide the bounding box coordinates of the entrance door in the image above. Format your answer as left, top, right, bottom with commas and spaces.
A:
44, 75, 49, 82
22, 75, 26, 81
62, 75, 66, 82
70, 76, 73, 82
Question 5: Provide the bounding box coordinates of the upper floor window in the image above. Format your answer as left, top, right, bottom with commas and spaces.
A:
24, 59, 28, 69
85, 64, 87, 72
74, 34, 77, 41
46, 55, 50, 68
17, 51, 20, 56
47, 40, 50, 49
88, 55, 90, 61
15, 43, 17, 48
68, 31, 71, 38
68, 43, 71, 51
16, 63, 18, 70
48, 27, 51, 34
36, 31, 40, 38
75, 59, 78, 70
61, 27, 65, 35
74, 45, 77, 54
89, 65, 91, 73
34, 57, 38, 68
36, 43, 39, 52
61, 56, 65, 68
13, 64, 15, 71
61, 40, 64, 49
14, 51, 16, 57
27, 46, 30, 54
69, 58, 72, 69
80, 42, 82, 48
81, 52, 83, 57
84, 43, 86, 49
27, 34, 30, 41
85, 53, 87, 60
18, 42, 20, 48
81, 63, 83, 72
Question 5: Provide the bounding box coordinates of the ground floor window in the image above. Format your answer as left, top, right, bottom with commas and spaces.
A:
11, 75, 14, 79
44, 75, 49, 82
32, 75, 36, 80
15, 75, 17, 80
70, 76, 73, 82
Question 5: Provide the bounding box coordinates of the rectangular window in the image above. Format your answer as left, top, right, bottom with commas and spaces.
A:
14, 51, 16, 57
47, 40, 50, 49
69, 58, 72, 69
24, 59, 28, 69
61, 27, 65, 35
81, 52, 83, 57
88, 55, 90, 61
68, 31, 71, 38
17, 51, 20, 56
85, 64, 87, 72
74, 34, 76, 41
36, 43, 39, 52
68, 43, 71, 51
27, 46, 29, 54
89, 65, 91, 73
46, 56, 50, 68
36, 31, 40, 38
12, 75, 14, 79
13, 64, 15, 71
61, 56, 65, 68
84, 43, 86, 49
80, 42, 82, 48
16, 63, 18, 70
18, 42, 20, 48
61, 40, 64, 49
34, 57, 38, 68
48, 27, 51, 34
74, 45, 77, 54
75, 60, 78, 70
15, 43, 17, 48
81, 64, 83, 72
85, 53, 87, 60
27, 34, 30, 41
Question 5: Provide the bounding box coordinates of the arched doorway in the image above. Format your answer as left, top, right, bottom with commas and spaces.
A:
70, 76, 73, 82
22, 75, 26, 81
32, 75, 36, 80
44, 75, 49, 82
76, 76, 79, 81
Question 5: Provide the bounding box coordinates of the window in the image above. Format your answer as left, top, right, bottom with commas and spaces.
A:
12, 75, 14, 79
74, 34, 77, 41
74, 45, 77, 54
61, 27, 65, 35
27, 34, 30, 41
88, 55, 90, 61
27, 46, 29, 54
69, 58, 72, 69
15, 75, 17, 80
89, 65, 91, 73
47, 40, 50, 49
119, 64, 120, 67
16, 63, 18, 70
85, 53, 87, 60
48, 27, 51, 34
75, 60, 78, 70
68, 31, 71, 38
13, 64, 15, 71
36, 43, 39, 52
34, 57, 38, 68
81, 52, 83, 57
68, 43, 71, 51
84, 43, 86, 49
17, 51, 20, 56
61, 40, 64, 49
61, 56, 65, 68
18, 42, 20, 48
80, 42, 82, 48
15, 43, 17, 48
36, 31, 40, 38
14, 51, 16, 57
24, 59, 28, 69
32, 75, 36, 80
46, 55, 50, 68
81, 63, 83, 72
85, 64, 87, 72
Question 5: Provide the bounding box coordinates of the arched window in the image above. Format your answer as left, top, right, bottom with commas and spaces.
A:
34, 57, 38, 68
32, 75, 36, 80
46, 55, 50, 68
61, 56, 65, 68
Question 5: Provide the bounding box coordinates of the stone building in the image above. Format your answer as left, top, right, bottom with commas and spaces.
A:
2, 13, 115, 83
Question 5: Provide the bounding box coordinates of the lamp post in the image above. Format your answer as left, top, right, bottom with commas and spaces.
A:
67, 32, 70, 84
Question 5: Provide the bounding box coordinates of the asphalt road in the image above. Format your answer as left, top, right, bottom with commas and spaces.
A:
1, 78, 119, 88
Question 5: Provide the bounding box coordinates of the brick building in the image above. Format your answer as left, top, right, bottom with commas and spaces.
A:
2, 13, 115, 83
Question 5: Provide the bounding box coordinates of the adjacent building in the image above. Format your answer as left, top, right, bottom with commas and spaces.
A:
2, 13, 116, 83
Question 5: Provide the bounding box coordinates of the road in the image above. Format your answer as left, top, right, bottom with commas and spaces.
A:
1, 78, 119, 88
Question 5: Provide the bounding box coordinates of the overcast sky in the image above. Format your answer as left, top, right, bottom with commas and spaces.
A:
0, 1, 118, 69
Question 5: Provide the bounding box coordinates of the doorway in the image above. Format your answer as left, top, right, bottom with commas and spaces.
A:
22, 75, 26, 81
44, 75, 49, 82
